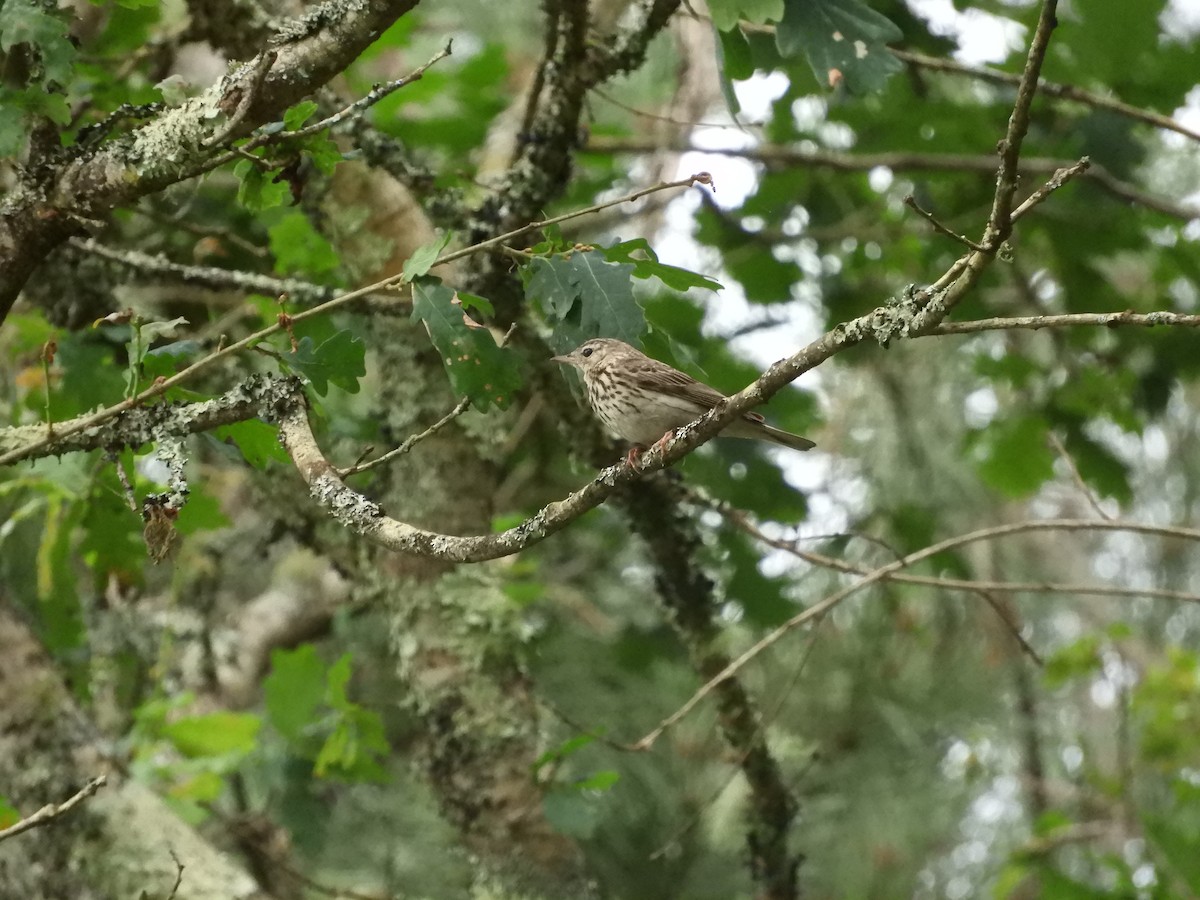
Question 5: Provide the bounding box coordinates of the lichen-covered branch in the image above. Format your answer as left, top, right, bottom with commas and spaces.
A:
0, 374, 302, 460
0, 0, 421, 322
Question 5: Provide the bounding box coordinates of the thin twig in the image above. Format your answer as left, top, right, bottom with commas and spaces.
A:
923, 310, 1200, 336
584, 140, 1195, 220
976, 589, 1043, 666
648, 624, 823, 860
71, 238, 345, 305
196, 43, 455, 176
903, 195, 984, 251
285, 41, 453, 140
981, 0, 1059, 248
593, 86, 759, 130
0, 776, 107, 842
271, 858, 383, 900
112, 453, 139, 513
1010, 157, 1090, 222
635, 518, 1200, 749
1048, 432, 1114, 521
165, 849, 185, 900
891, 48, 1200, 145
339, 323, 517, 477
340, 396, 470, 478
132, 206, 269, 258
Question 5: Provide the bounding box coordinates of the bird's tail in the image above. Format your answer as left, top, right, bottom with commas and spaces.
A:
760, 424, 816, 452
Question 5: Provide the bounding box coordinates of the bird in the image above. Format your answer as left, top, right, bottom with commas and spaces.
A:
552, 338, 815, 465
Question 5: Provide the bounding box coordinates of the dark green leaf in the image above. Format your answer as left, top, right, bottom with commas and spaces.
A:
56, 340, 125, 418
298, 132, 343, 175
716, 27, 750, 114
264, 645, 328, 744
708, 0, 784, 31
173, 483, 230, 536
269, 212, 340, 281
213, 420, 290, 468
970, 414, 1055, 498
776, 0, 903, 93
600, 239, 722, 292
0, 0, 75, 84
411, 278, 522, 410
234, 159, 289, 211
79, 470, 144, 588
283, 100, 319, 130
283, 330, 366, 396
524, 252, 646, 351
141, 340, 201, 382
34, 495, 86, 662
1061, 430, 1131, 506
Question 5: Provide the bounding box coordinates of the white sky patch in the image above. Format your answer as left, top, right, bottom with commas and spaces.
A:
1163, 0, 1200, 40
906, 0, 1027, 63
963, 387, 998, 428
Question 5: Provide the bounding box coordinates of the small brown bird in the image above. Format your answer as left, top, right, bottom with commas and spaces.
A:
552, 338, 815, 463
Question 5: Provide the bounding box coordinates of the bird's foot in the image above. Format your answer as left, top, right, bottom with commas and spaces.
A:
625, 431, 675, 469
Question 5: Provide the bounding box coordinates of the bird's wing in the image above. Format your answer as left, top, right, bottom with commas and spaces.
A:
627, 356, 766, 422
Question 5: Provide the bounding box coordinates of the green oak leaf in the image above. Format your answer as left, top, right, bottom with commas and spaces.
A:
283, 330, 366, 396
524, 251, 647, 352
402, 232, 453, 282
411, 277, 522, 410
708, 0, 785, 31
776, 0, 902, 94
600, 239, 723, 292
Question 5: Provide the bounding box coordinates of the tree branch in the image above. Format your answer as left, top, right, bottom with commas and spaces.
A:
636, 518, 1200, 749
891, 48, 1200, 145
71, 238, 343, 305
0, 0, 422, 321
0, 374, 302, 459
0, 174, 712, 469
582, 140, 1198, 221
0, 776, 107, 842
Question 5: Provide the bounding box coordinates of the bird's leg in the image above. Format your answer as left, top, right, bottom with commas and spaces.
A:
626, 430, 675, 468
649, 429, 676, 459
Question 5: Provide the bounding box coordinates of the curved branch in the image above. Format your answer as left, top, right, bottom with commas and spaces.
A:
714, 501, 1200, 606
637, 518, 1200, 749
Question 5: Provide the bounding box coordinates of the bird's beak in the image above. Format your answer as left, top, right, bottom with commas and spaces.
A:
551, 354, 574, 366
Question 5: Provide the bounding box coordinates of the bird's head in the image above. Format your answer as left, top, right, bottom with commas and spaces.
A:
551, 338, 630, 373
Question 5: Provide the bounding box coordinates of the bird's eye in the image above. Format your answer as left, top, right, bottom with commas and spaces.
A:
581, 347, 594, 358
